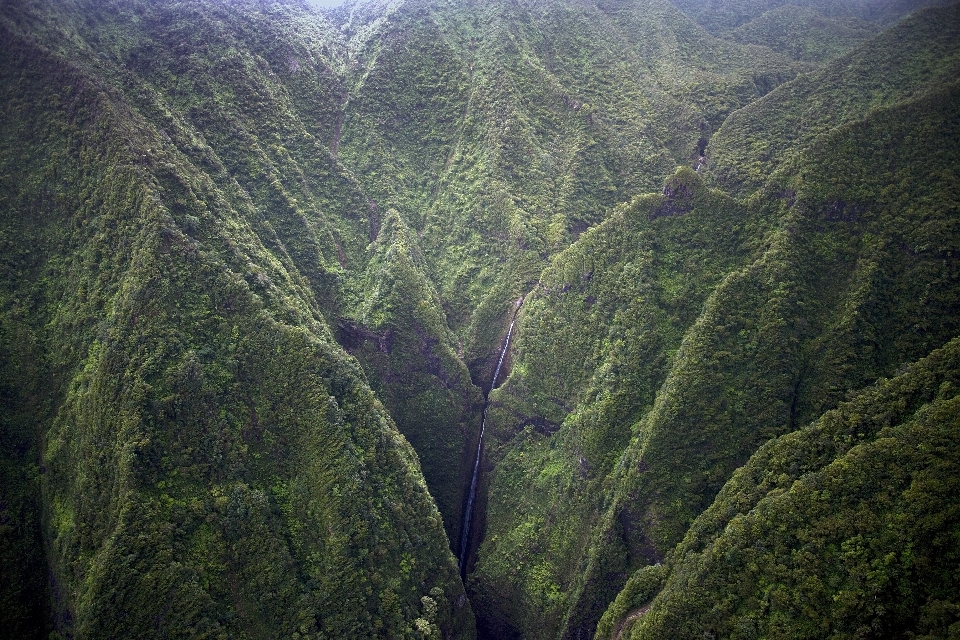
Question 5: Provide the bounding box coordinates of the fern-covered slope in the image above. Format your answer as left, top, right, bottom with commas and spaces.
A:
0, 2, 473, 636
1, 0, 958, 638
706, 3, 960, 194
470, 12, 960, 638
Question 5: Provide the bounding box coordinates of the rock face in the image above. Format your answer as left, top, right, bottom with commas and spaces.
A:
1, 0, 959, 638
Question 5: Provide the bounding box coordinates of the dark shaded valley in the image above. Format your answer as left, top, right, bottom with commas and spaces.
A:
1, 0, 959, 637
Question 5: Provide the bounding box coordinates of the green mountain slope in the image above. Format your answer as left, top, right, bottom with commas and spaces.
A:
728, 4, 879, 63
706, 3, 960, 194
669, 0, 951, 34
330, 0, 808, 549
0, 0, 478, 550
602, 336, 960, 639
469, 12, 960, 637
343, 207, 485, 545
333, 0, 803, 337
588, 55, 960, 640
469, 168, 769, 639
24, 0, 803, 552
1, 0, 959, 638
0, 1, 473, 636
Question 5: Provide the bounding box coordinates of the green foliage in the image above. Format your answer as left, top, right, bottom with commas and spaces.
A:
0, 312, 51, 638
2, 0, 960, 638
345, 208, 485, 543
707, 3, 960, 194
670, 0, 949, 34
0, 2, 473, 636
626, 338, 960, 639
334, 0, 802, 332
470, 168, 773, 639
338, 13, 471, 232
472, 17, 960, 637
573, 74, 960, 639
728, 5, 879, 63
594, 564, 667, 640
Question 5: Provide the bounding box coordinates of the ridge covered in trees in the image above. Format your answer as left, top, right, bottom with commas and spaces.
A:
0, 0, 957, 638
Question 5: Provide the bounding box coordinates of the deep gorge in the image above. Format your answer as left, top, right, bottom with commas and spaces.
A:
2, 0, 959, 638
459, 298, 520, 579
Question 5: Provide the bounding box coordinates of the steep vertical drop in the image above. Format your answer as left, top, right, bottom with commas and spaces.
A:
459, 317, 517, 577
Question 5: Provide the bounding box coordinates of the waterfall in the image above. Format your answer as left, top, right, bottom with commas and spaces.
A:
458, 318, 517, 578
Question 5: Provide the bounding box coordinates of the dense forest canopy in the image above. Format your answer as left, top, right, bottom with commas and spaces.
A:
1, 0, 958, 638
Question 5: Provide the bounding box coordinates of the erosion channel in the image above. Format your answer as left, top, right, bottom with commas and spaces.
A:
459, 303, 522, 578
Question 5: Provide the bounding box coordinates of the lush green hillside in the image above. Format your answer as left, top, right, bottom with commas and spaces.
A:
333, 0, 802, 340
332, 0, 805, 549
670, 0, 950, 34
344, 207, 485, 544
728, 5, 878, 62
16, 0, 799, 555
469, 167, 770, 639
1, 0, 958, 638
470, 10, 960, 638
600, 336, 960, 639
706, 2, 960, 194
0, 1, 473, 636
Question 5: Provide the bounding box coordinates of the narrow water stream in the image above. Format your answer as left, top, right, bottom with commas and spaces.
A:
458, 317, 517, 577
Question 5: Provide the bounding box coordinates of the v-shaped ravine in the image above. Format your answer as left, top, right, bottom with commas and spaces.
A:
458, 301, 522, 578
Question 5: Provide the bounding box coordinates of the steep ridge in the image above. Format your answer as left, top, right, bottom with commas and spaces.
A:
332, 0, 803, 341
0, 1, 473, 636
471, 168, 769, 639
1, 0, 959, 637
20, 0, 804, 555
345, 208, 485, 545
588, 40, 960, 640
471, 8, 960, 638
0, 0, 484, 550
705, 2, 960, 194
328, 0, 807, 553
602, 336, 960, 638
66, 0, 369, 314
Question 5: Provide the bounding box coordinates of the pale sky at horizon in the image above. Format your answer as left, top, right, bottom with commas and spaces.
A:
306, 0, 347, 9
